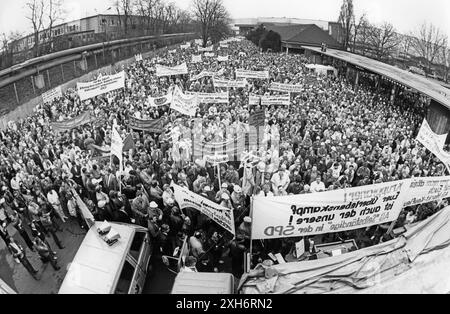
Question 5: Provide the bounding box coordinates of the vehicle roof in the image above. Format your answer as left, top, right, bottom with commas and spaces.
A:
171, 272, 234, 294
59, 222, 140, 294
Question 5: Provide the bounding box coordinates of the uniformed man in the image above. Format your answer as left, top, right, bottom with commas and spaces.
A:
8, 238, 38, 279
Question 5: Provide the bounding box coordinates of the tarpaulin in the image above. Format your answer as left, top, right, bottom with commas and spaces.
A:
240, 206, 450, 294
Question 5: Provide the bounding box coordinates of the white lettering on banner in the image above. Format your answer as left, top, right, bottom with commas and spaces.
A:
42, 86, 62, 104
155, 63, 188, 77
190, 69, 225, 81
219, 44, 229, 48
213, 78, 247, 89
404, 176, 450, 207
185, 91, 229, 104
417, 119, 450, 167
217, 55, 229, 62
172, 184, 235, 235
249, 94, 291, 106
251, 180, 409, 240
77, 71, 125, 101
191, 55, 202, 64
269, 82, 303, 93
198, 46, 214, 52
171, 86, 199, 117
236, 69, 269, 80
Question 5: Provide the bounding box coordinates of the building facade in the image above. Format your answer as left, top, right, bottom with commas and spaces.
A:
233, 17, 344, 45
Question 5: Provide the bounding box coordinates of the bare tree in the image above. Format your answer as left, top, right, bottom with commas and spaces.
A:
45, 0, 65, 49
192, 0, 231, 47
338, 0, 354, 50
26, 0, 46, 57
351, 13, 367, 53
366, 22, 400, 61
135, 0, 159, 34
410, 22, 448, 77
113, 0, 134, 35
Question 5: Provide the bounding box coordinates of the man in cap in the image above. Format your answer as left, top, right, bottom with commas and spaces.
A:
215, 183, 230, 203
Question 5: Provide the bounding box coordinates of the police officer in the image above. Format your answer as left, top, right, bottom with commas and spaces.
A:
8, 238, 38, 279
33, 237, 60, 271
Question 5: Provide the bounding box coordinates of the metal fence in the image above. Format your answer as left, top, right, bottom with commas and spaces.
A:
0, 33, 196, 122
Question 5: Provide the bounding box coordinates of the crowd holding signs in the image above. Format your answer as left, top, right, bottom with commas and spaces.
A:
6, 34, 450, 284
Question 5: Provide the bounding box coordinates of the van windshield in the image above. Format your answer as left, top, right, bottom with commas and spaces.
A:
115, 260, 135, 294
129, 231, 145, 261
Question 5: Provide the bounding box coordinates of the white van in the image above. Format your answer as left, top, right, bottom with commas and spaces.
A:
59, 222, 151, 294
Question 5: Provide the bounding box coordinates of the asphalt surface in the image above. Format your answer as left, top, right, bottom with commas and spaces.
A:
0, 219, 86, 294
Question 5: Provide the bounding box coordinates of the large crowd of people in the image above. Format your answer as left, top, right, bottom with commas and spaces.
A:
0, 37, 448, 282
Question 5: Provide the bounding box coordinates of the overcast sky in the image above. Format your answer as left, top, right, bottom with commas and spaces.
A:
1, 0, 450, 39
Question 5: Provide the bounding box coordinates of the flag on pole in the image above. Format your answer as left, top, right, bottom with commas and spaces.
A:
111, 123, 124, 173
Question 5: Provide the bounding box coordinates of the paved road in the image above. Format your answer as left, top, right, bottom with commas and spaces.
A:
0, 220, 86, 294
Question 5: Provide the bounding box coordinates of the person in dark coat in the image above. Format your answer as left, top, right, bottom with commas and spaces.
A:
8, 238, 38, 279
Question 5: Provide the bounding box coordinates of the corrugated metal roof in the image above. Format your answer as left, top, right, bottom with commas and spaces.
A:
303, 46, 450, 110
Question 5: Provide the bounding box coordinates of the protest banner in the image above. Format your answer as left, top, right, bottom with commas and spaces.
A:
403, 176, 450, 207
249, 94, 291, 106
171, 86, 199, 117
192, 55, 202, 63
172, 184, 235, 235
42, 86, 63, 104
198, 46, 214, 52
186, 91, 229, 104
190, 69, 225, 81
180, 43, 191, 49
148, 92, 172, 107
249, 108, 266, 127
219, 44, 229, 49
213, 78, 246, 89
217, 55, 229, 62
50, 111, 94, 133
135, 53, 143, 62
155, 63, 188, 77
417, 119, 450, 169
129, 117, 164, 133
204, 52, 215, 58
251, 180, 410, 240
204, 154, 230, 165
111, 123, 123, 172
236, 69, 269, 80
77, 71, 125, 101
269, 82, 303, 93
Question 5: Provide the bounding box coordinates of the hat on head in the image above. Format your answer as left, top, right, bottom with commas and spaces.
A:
150, 202, 158, 209
204, 185, 211, 192
221, 183, 228, 189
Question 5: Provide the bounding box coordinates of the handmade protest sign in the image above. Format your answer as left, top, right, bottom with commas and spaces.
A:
42, 86, 62, 104
269, 82, 303, 93
249, 94, 290, 106
171, 86, 199, 117
155, 63, 188, 77
172, 184, 235, 235
236, 69, 269, 80
251, 180, 409, 240
77, 71, 125, 101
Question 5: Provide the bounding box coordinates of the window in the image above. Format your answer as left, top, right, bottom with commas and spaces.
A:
114, 260, 135, 294
129, 231, 145, 261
